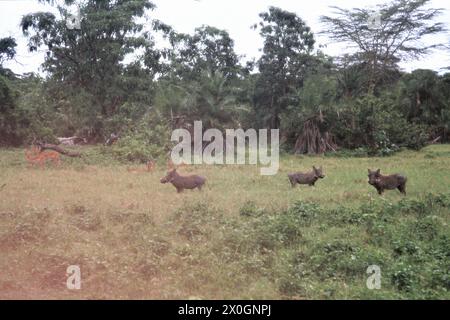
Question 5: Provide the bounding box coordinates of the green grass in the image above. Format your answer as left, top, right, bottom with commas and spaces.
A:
0, 144, 449, 299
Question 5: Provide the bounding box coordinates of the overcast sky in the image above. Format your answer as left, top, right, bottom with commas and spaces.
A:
1, 0, 449, 75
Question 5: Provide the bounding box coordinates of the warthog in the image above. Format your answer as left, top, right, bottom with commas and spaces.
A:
160, 168, 206, 193
288, 166, 325, 187
368, 169, 407, 195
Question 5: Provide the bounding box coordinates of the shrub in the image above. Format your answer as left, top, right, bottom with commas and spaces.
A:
390, 262, 418, 292
110, 111, 171, 163
172, 202, 222, 242
392, 239, 422, 258
180, 193, 450, 299
256, 202, 320, 247
239, 201, 264, 217
411, 216, 440, 241
309, 240, 367, 279
287, 201, 320, 226
371, 130, 400, 156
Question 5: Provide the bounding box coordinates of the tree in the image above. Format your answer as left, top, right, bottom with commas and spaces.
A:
0, 36, 18, 145
334, 54, 399, 99
253, 6, 315, 129
156, 70, 247, 132
158, 25, 247, 132
397, 69, 450, 141
0, 37, 17, 68
321, 0, 446, 93
168, 25, 242, 81
21, 0, 166, 139
282, 73, 339, 154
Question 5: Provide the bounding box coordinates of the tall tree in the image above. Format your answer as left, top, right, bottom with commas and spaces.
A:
0, 37, 17, 69
397, 69, 450, 140
167, 25, 242, 81
158, 25, 246, 131
21, 0, 166, 138
254, 6, 315, 129
321, 0, 446, 93
0, 36, 19, 145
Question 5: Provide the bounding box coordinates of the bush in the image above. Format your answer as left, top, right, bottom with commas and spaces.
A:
411, 216, 440, 241
390, 262, 418, 292
227, 193, 450, 298
162, 193, 450, 298
329, 94, 430, 155
256, 202, 320, 247
287, 201, 320, 226
110, 111, 171, 163
239, 201, 264, 217
0, 73, 57, 145
309, 240, 366, 278
171, 202, 223, 242
371, 130, 400, 156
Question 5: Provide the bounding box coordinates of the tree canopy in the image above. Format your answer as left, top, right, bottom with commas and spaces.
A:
0, 0, 448, 155
321, 0, 446, 93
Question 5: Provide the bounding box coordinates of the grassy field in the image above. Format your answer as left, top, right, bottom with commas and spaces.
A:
0, 145, 449, 299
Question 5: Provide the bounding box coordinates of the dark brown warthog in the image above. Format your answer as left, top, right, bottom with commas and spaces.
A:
160, 168, 206, 193
288, 166, 325, 187
368, 169, 407, 195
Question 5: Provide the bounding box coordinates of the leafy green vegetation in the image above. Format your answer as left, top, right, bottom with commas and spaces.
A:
0, 0, 449, 156
1, 0, 450, 300
224, 193, 450, 299
0, 145, 449, 299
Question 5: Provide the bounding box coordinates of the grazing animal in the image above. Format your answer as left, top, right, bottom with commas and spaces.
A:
25, 146, 61, 168
368, 169, 407, 195
160, 168, 206, 193
288, 166, 325, 187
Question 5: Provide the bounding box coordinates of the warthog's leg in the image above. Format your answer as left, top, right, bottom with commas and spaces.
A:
289, 177, 296, 188
398, 183, 406, 195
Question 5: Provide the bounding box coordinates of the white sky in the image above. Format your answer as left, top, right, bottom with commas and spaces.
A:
1, 0, 450, 75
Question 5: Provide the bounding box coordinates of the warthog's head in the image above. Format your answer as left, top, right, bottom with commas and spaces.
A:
313, 166, 325, 179
368, 168, 381, 185
160, 168, 177, 184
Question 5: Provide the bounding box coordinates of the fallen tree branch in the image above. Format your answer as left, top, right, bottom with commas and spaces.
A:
36, 142, 82, 157
57, 136, 87, 146
428, 136, 441, 145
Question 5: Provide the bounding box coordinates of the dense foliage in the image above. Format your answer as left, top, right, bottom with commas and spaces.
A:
0, 0, 449, 159
182, 192, 450, 299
